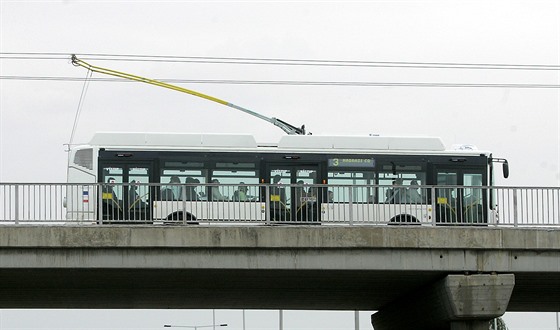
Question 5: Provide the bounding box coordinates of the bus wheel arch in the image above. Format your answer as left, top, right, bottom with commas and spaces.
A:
389, 214, 420, 225
166, 211, 197, 222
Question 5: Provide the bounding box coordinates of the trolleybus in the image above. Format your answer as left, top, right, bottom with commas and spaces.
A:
66, 132, 508, 225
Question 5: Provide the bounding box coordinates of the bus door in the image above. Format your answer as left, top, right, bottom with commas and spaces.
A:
100, 162, 154, 222
268, 165, 320, 222
434, 168, 486, 224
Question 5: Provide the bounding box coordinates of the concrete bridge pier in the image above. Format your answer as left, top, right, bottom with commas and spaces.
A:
370, 274, 515, 330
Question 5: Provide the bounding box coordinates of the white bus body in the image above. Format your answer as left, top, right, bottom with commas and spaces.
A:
66, 132, 499, 225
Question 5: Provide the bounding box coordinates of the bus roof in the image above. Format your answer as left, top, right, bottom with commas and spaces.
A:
86, 132, 485, 154
277, 135, 445, 151
89, 132, 258, 149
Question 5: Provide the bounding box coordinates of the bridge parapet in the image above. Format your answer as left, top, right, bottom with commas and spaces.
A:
0, 225, 559, 251
1, 183, 559, 227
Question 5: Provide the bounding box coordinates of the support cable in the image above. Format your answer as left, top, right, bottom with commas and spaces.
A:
68, 68, 92, 149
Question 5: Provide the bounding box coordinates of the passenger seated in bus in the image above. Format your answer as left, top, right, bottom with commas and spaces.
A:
103, 177, 121, 209
210, 179, 228, 201
161, 176, 181, 201
101, 177, 123, 220
128, 180, 138, 205
328, 190, 335, 203
307, 187, 319, 221
385, 181, 395, 202
304, 186, 318, 208
270, 175, 287, 205
307, 186, 318, 201
232, 183, 248, 201
270, 175, 289, 221
128, 180, 147, 209
407, 180, 423, 204
294, 180, 308, 212
184, 177, 201, 201
101, 177, 123, 219
386, 179, 405, 203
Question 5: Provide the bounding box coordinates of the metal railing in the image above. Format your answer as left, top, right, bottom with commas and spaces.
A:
0, 183, 559, 227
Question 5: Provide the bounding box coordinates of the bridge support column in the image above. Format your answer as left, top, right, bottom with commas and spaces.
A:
370, 274, 515, 330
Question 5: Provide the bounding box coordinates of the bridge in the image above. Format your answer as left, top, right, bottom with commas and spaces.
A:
1, 183, 559, 329
0, 225, 559, 330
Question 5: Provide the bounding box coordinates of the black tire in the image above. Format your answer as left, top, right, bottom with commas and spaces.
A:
389, 214, 420, 225
166, 212, 198, 225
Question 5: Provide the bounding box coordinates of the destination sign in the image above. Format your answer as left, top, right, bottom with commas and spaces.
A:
328, 158, 376, 168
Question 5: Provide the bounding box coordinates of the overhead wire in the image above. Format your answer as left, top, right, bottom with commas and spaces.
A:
0, 75, 558, 88
1, 52, 558, 88
0, 52, 559, 71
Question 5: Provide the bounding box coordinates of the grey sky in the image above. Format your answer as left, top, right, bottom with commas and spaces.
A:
0, 0, 559, 329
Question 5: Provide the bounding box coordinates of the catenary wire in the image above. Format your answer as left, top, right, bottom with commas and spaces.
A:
3, 51, 560, 68
0, 52, 559, 71
1, 75, 558, 88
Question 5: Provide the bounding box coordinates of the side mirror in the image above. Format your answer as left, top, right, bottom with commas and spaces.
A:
491, 158, 509, 179
502, 161, 509, 179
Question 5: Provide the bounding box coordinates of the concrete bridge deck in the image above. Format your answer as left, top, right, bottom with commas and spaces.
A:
0, 225, 558, 313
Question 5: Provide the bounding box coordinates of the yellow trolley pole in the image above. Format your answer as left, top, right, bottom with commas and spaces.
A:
71, 55, 305, 135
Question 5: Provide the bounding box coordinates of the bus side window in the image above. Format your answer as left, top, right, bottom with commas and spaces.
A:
327, 171, 375, 203
379, 167, 426, 204
212, 163, 259, 201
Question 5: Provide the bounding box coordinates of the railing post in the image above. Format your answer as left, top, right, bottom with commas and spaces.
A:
181, 185, 187, 225
431, 186, 436, 226
98, 184, 104, 224
348, 187, 354, 225
14, 184, 19, 224
265, 185, 271, 225
513, 188, 519, 227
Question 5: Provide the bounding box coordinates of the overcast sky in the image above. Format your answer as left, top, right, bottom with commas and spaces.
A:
0, 0, 559, 329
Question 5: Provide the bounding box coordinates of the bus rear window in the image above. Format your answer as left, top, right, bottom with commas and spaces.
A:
74, 148, 93, 170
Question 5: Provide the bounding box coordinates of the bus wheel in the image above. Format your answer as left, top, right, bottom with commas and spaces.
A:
166, 212, 198, 225
389, 214, 420, 225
